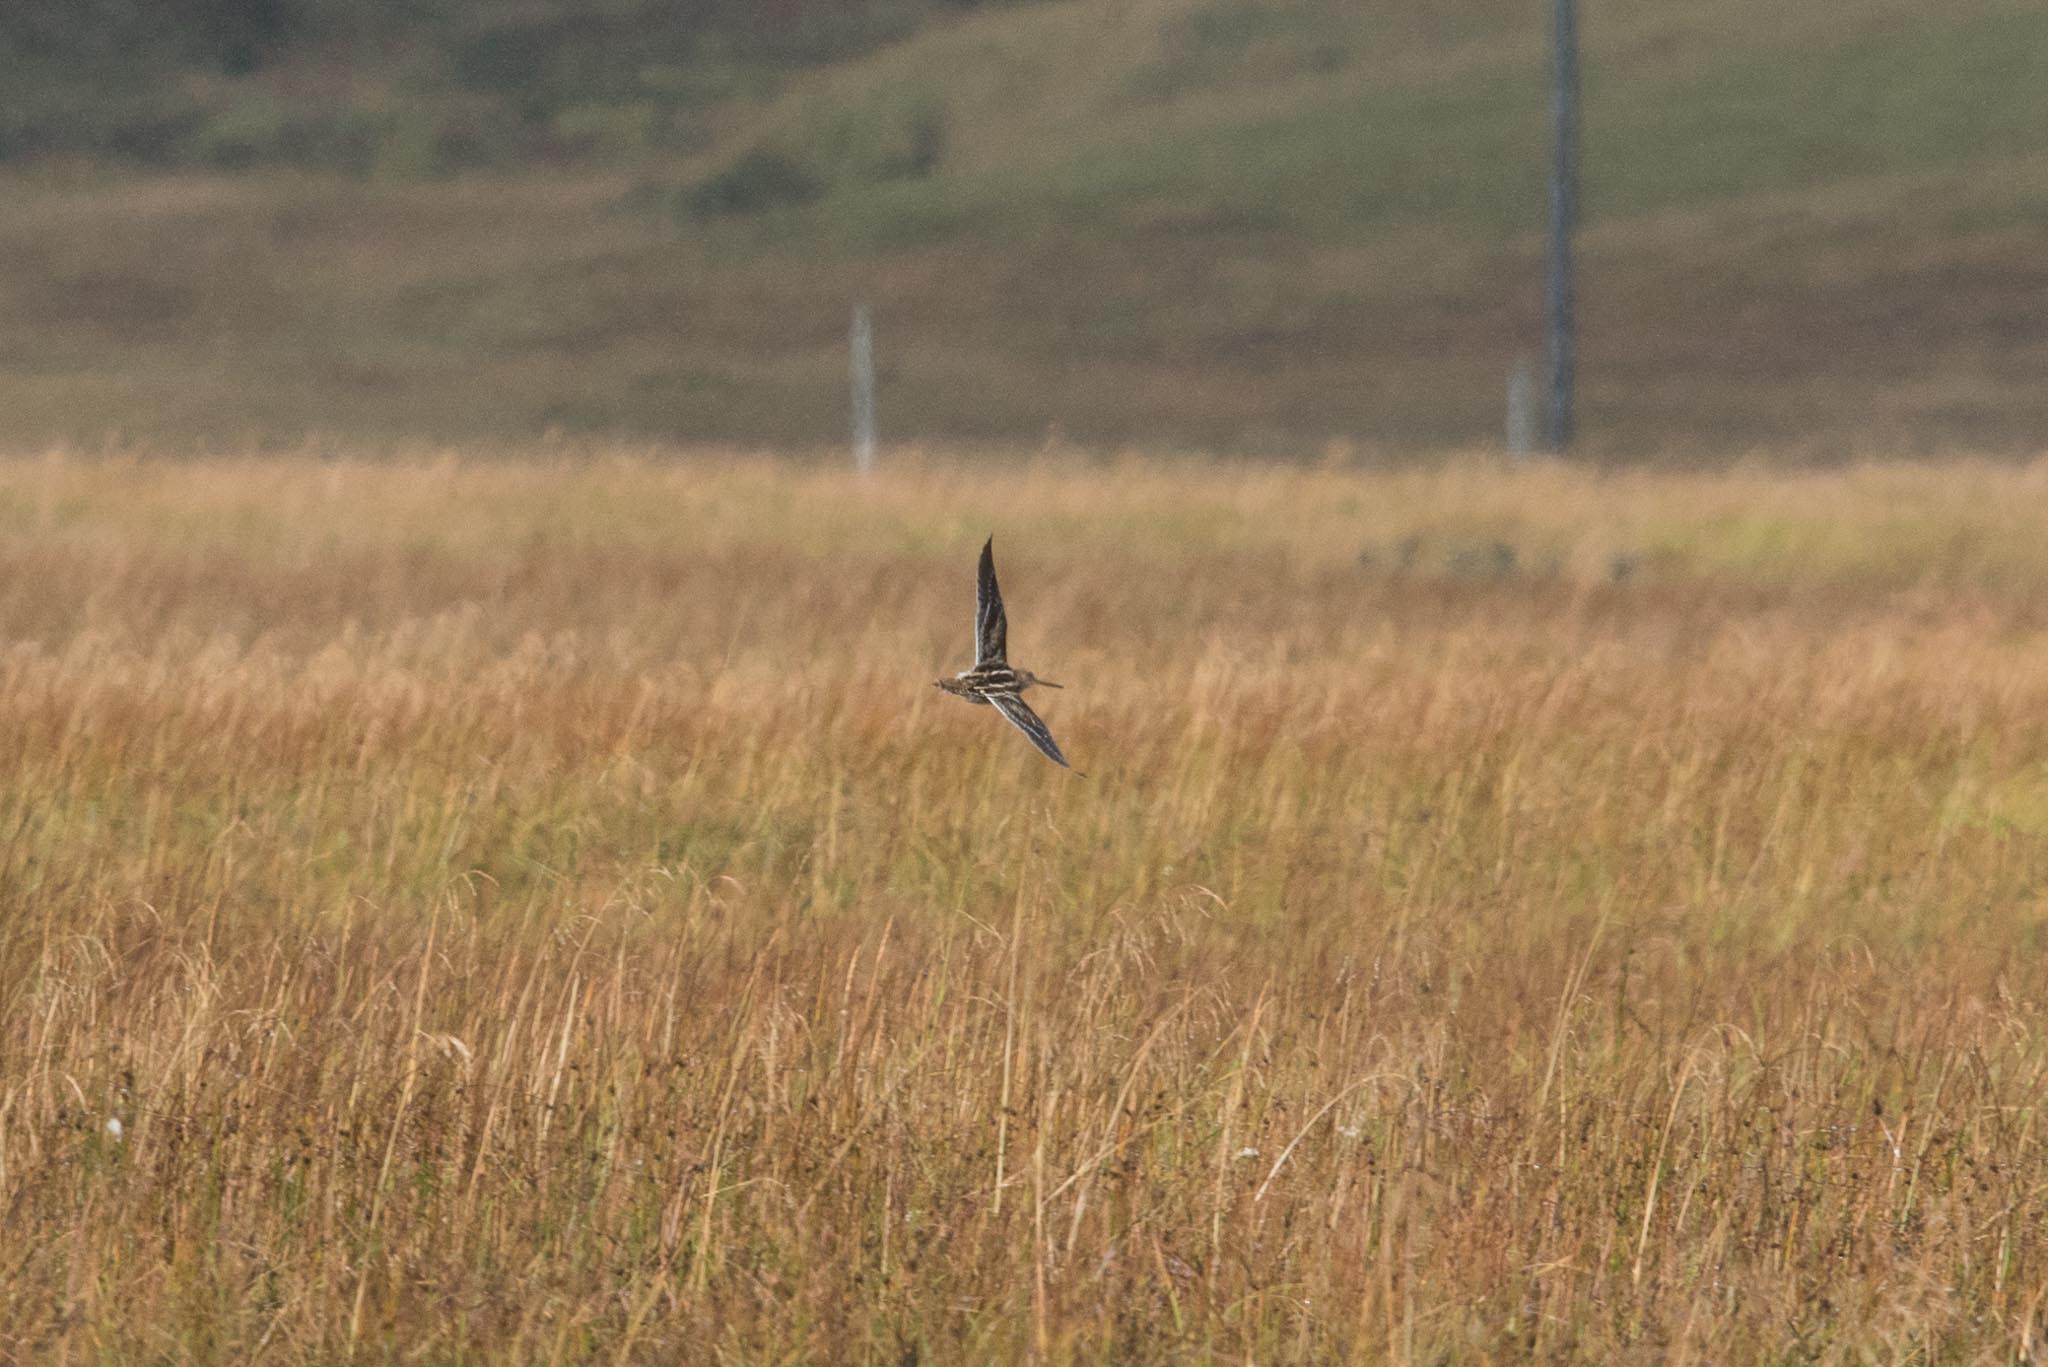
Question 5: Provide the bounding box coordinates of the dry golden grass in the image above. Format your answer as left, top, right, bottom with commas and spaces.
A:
5, 448, 2048, 1360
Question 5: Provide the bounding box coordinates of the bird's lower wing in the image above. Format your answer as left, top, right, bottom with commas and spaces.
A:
990, 692, 1073, 769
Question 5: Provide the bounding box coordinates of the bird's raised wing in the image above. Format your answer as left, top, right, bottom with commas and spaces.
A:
975, 536, 1008, 666
990, 691, 1074, 769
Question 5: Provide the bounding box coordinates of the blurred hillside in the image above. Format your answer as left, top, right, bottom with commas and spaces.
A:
1, 0, 2043, 456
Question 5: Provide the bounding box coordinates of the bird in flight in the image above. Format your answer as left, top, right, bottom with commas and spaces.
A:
933, 537, 1077, 771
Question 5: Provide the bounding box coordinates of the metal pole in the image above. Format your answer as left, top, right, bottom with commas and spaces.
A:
850, 305, 877, 473
1507, 356, 1535, 461
1545, 0, 1578, 453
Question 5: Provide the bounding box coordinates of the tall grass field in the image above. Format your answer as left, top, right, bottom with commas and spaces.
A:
5, 449, 2048, 1359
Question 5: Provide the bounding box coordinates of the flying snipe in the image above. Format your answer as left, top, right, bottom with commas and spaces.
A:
933, 537, 1077, 770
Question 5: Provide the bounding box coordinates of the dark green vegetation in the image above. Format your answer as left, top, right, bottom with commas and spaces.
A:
1, 0, 2043, 453
1, 0, 1016, 171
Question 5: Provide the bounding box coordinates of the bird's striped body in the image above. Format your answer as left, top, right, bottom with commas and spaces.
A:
935, 664, 1047, 702
932, 538, 1076, 770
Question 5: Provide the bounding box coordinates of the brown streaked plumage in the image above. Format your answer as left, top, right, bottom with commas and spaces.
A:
933, 537, 1077, 771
